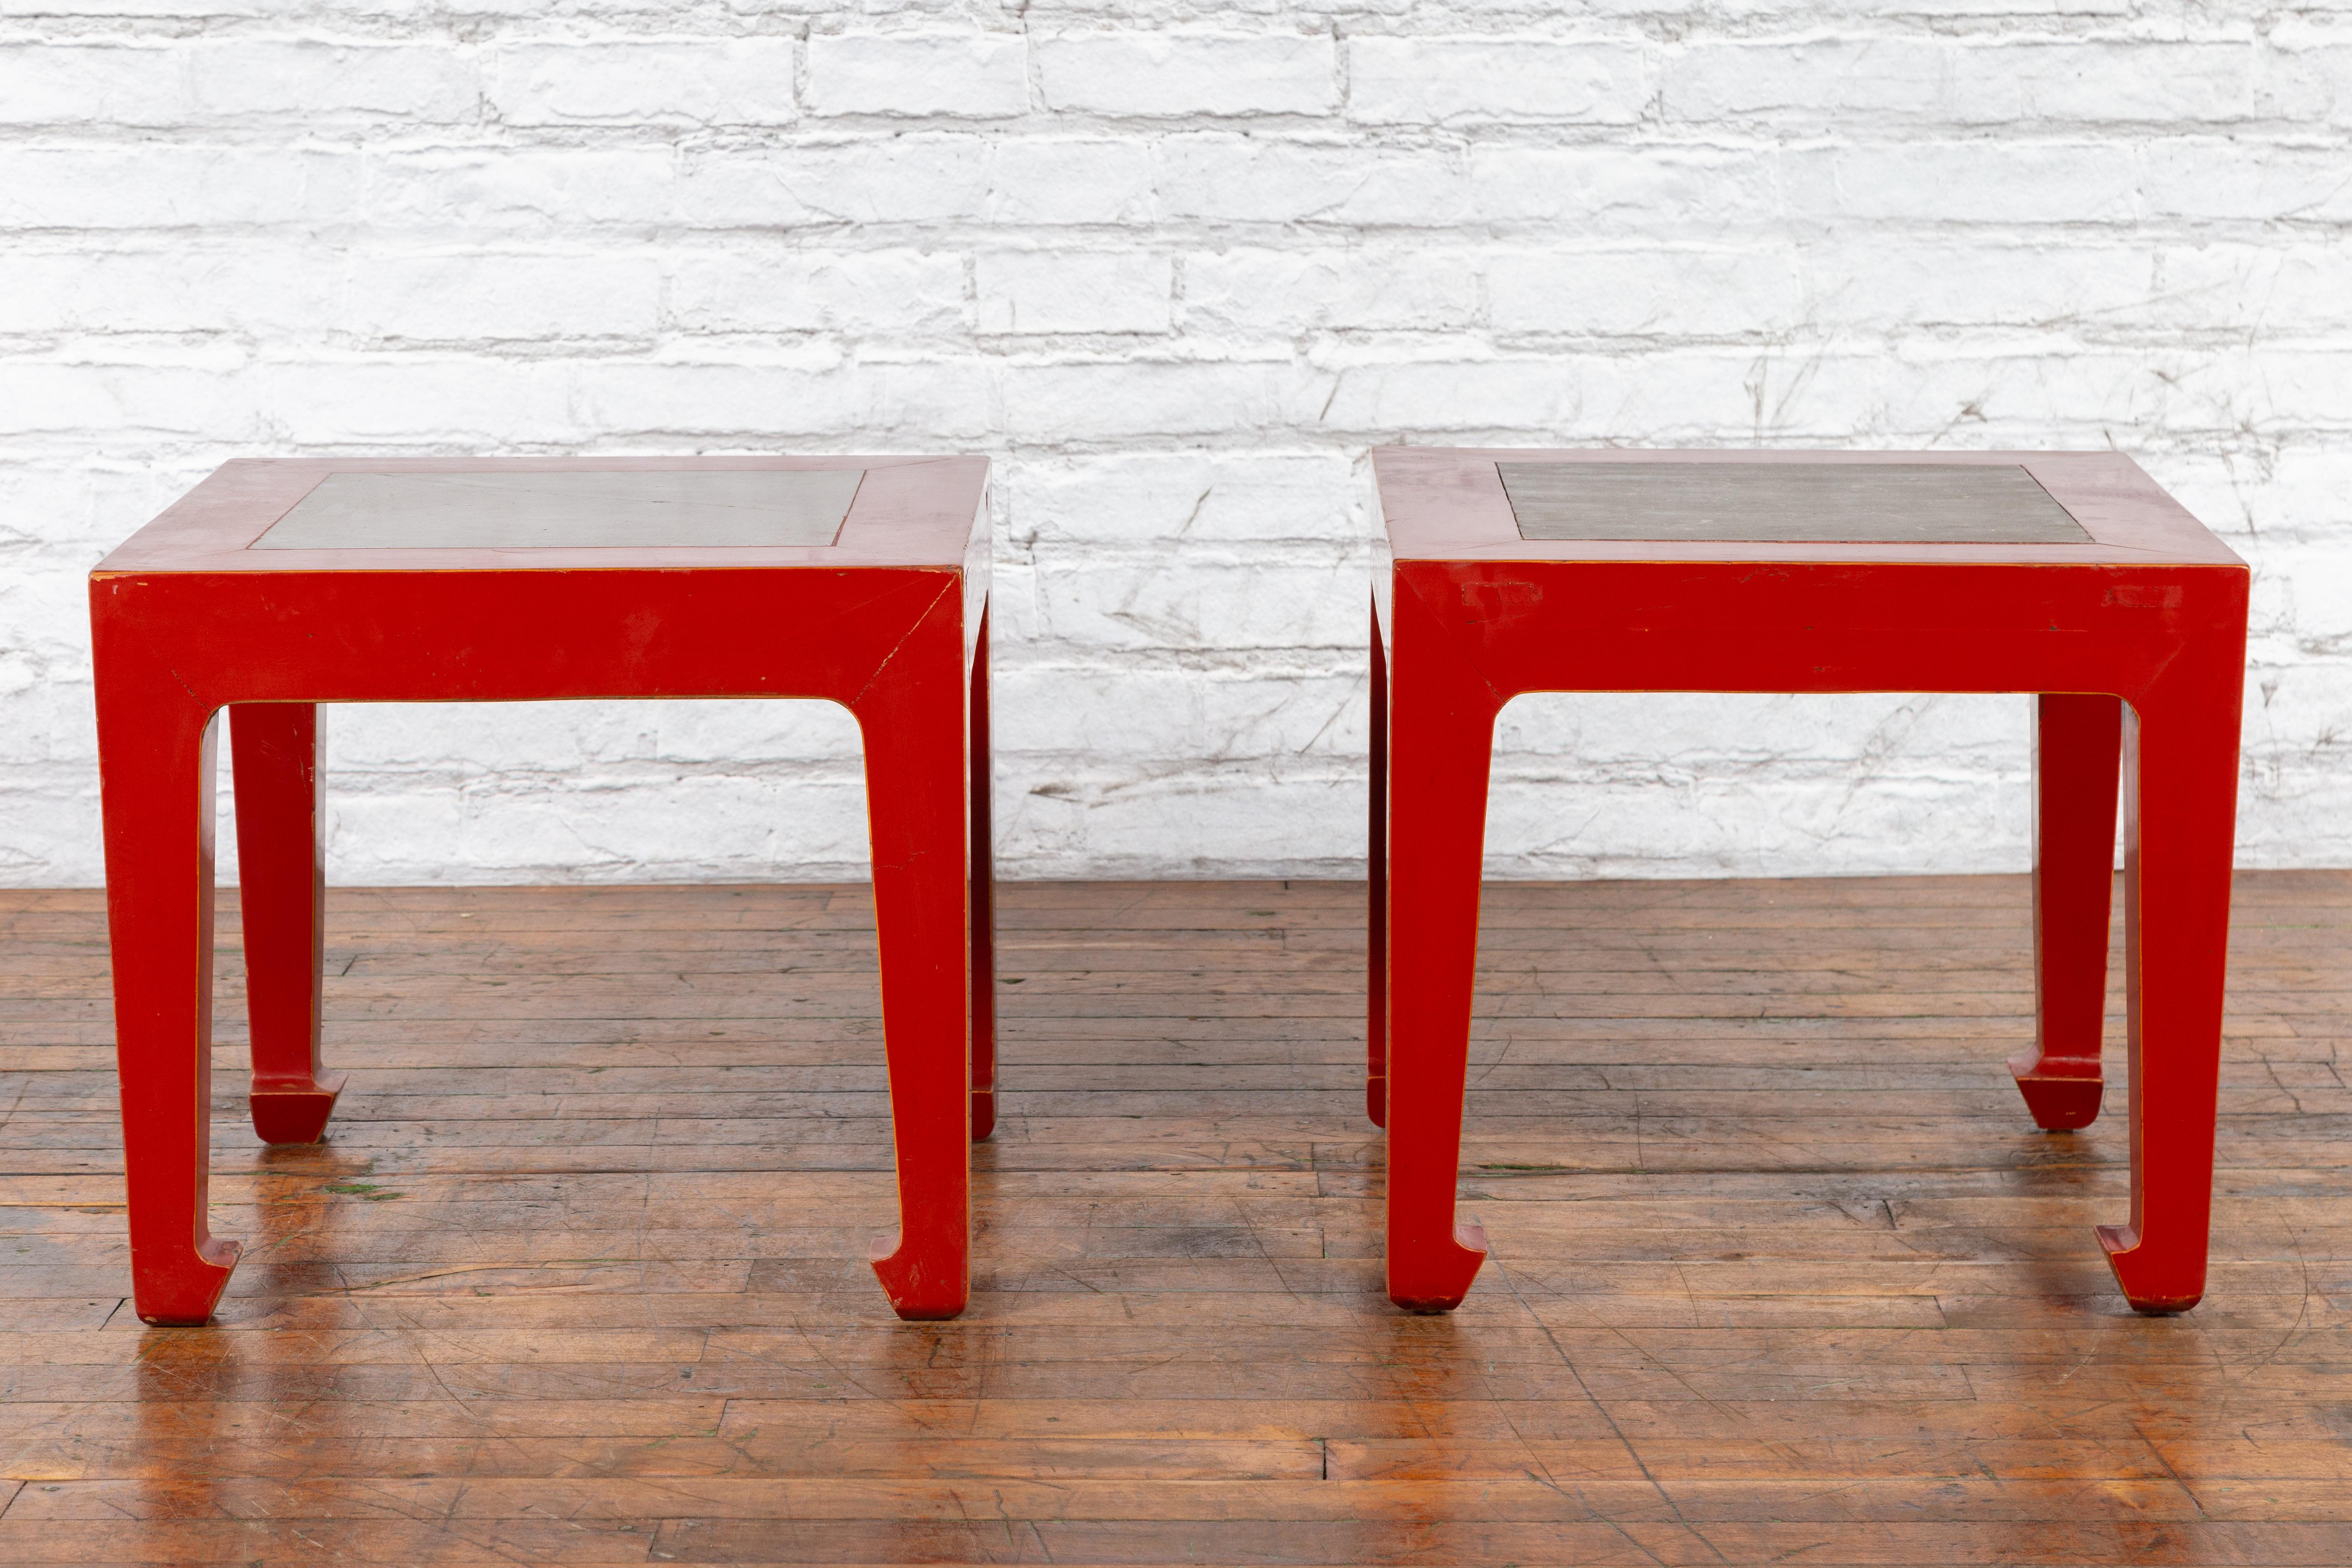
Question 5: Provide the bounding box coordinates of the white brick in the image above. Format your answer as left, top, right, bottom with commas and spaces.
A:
986, 139, 1155, 224
343, 251, 666, 342
1183, 248, 1479, 333
190, 41, 480, 122
0, 0, 266, 14
1782, 141, 2141, 222
1349, 36, 1648, 125
2157, 243, 2352, 337
2261, 21, 2352, 126
0, 246, 335, 335
995, 665, 1364, 763
1466, 145, 1777, 227
805, 31, 1028, 119
1000, 358, 1319, 441
1664, 37, 1950, 122
679, 139, 991, 227
1158, 135, 1464, 225
1959, 42, 2257, 124
2254, 547, 2352, 655
2142, 139, 2352, 221
0, 44, 188, 125
1316, 352, 1591, 435
1029, 554, 1364, 655
491, 39, 797, 127
1488, 693, 2034, 879
1669, 35, 2254, 126
977, 251, 1172, 334
1038, 31, 1335, 117
2241, 349, 2352, 429
2, 13, 2349, 888
367, 147, 679, 231
569, 358, 1001, 443
260, 357, 575, 445
997, 766, 1365, 881
0, 146, 361, 228
1800, 239, 2162, 332
2188, 451, 2352, 548
1006, 453, 1360, 549
319, 760, 876, 883
667, 248, 968, 334
1488, 247, 1804, 337
0, 361, 266, 439
640, 699, 867, 766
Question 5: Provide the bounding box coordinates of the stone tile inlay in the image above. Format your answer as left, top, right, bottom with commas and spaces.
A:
253, 469, 866, 551
1498, 462, 2092, 545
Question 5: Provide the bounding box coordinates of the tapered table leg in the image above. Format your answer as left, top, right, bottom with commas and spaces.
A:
2011, 692, 2122, 1130
230, 704, 346, 1144
2101, 673, 2243, 1315
1368, 598, 1390, 1129
968, 605, 996, 1144
1382, 585, 1497, 1313
855, 590, 972, 1321
97, 685, 240, 1325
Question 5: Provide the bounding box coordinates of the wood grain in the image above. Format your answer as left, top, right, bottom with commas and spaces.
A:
0, 872, 2347, 1564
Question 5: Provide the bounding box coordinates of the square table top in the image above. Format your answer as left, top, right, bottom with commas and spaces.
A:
95, 456, 991, 576
1374, 448, 2242, 569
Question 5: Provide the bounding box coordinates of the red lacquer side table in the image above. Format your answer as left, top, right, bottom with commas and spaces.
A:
1367, 450, 2248, 1316
90, 457, 995, 1325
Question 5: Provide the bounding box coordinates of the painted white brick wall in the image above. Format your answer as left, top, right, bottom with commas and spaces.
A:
1, 4, 2347, 887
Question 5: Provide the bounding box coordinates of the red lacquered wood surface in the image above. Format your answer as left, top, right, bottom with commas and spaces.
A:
1372, 448, 2249, 1318
91, 456, 992, 1326
2012, 692, 2125, 1130
1366, 598, 1389, 1130
969, 605, 997, 1144
227, 703, 343, 1144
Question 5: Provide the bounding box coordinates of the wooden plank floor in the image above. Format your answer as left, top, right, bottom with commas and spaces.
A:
0, 873, 2349, 1565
